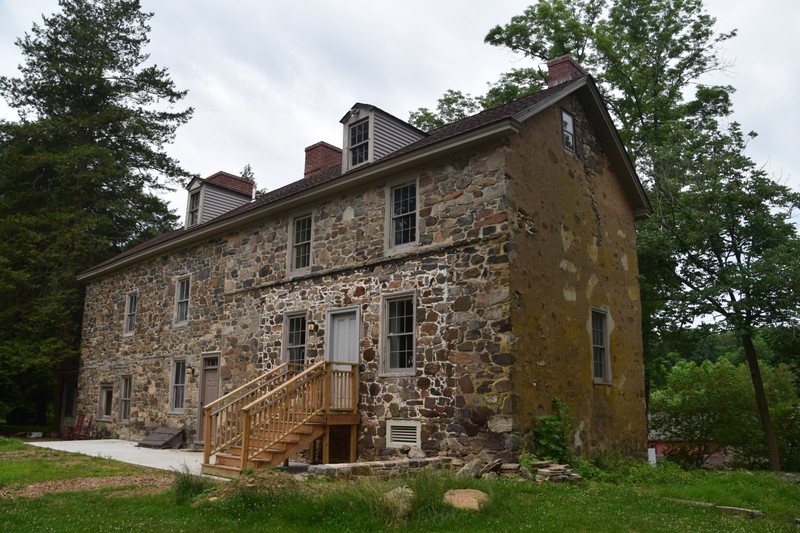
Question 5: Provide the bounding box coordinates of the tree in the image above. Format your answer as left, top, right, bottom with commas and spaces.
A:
651, 359, 798, 469
0, 0, 192, 424
417, 0, 799, 470
641, 100, 800, 470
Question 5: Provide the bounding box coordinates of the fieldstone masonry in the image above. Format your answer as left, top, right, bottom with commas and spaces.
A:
78, 91, 646, 462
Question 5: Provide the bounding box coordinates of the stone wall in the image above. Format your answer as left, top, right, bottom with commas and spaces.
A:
78, 96, 646, 460
78, 140, 518, 458
505, 94, 647, 457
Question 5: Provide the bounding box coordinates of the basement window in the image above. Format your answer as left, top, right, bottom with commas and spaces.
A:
386, 420, 421, 448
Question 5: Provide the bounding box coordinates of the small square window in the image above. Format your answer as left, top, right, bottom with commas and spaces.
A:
562, 110, 575, 153
389, 182, 417, 248
171, 360, 186, 411
291, 215, 312, 271
124, 293, 137, 335
592, 309, 611, 384
175, 277, 190, 323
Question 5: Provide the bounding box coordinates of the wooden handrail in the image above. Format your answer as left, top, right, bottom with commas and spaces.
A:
204, 360, 358, 469
239, 361, 358, 467
202, 362, 309, 464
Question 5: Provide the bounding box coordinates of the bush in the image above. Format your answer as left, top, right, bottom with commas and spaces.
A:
522, 397, 573, 463
651, 358, 799, 469
171, 465, 218, 503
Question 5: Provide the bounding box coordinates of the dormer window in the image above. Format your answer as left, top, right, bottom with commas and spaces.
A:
340, 103, 426, 172
184, 172, 253, 229
349, 119, 369, 167
188, 191, 200, 226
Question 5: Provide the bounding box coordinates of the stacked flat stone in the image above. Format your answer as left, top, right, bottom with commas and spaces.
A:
531, 460, 583, 482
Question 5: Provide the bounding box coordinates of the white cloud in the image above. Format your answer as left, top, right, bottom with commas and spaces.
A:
1, 0, 797, 219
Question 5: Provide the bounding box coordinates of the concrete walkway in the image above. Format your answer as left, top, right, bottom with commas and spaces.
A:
29, 439, 204, 475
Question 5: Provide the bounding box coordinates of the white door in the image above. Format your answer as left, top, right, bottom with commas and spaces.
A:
326, 309, 359, 409
327, 310, 359, 366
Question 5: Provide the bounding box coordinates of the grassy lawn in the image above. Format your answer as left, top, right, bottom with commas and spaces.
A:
1, 437, 797, 532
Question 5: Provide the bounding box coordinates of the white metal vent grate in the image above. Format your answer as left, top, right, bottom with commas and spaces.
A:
386, 420, 421, 448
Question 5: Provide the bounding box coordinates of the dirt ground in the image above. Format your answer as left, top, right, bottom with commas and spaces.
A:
0, 475, 172, 499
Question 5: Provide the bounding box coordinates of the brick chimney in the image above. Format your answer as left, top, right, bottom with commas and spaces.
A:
547, 55, 585, 87
304, 141, 342, 177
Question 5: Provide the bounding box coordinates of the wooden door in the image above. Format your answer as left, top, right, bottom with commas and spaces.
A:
197, 355, 220, 441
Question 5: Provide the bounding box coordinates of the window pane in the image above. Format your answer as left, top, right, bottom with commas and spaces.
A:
293, 216, 312, 269
591, 311, 608, 381
562, 111, 575, 152
287, 316, 306, 365
103, 389, 113, 416
391, 183, 417, 246
350, 120, 369, 166
172, 361, 185, 410
176, 279, 189, 322
125, 293, 137, 333
387, 297, 414, 370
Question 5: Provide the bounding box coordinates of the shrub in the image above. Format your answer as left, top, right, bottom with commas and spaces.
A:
522, 397, 573, 463
171, 465, 217, 503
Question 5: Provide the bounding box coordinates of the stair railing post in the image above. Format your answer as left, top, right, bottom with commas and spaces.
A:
240, 407, 251, 472
350, 362, 358, 413
323, 362, 330, 414
203, 405, 212, 464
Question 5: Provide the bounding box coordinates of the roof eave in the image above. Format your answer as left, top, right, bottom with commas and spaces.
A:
77, 119, 520, 282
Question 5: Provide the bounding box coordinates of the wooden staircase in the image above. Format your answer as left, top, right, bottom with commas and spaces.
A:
201, 361, 358, 478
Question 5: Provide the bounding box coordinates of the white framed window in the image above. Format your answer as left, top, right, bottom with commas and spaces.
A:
123, 292, 137, 335
562, 110, 575, 153
188, 190, 201, 226
592, 309, 611, 384
386, 420, 421, 448
171, 360, 186, 411
349, 118, 369, 167
285, 314, 307, 365
175, 277, 190, 324
383, 293, 416, 374
290, 215, 312, 271
387, 181, 418, 250
119, 376, 132, 422
98, 384, 113, 421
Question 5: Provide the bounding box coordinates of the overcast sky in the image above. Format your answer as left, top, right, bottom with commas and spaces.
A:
1, 0, 798, 222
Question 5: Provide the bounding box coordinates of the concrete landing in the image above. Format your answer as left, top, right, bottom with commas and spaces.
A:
28, 439, 203, 475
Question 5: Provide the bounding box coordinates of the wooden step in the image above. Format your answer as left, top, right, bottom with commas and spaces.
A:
214, 452, 273, 468
201, 463, 244, 479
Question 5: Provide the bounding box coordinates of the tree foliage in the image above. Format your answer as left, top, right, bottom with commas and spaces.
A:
651, 359, 799, 469
0, 0, 192, 424
420, 0, 800, 469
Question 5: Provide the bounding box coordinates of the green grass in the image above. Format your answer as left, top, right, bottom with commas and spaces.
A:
0, 439, 154, 488
1, 437, 798, 532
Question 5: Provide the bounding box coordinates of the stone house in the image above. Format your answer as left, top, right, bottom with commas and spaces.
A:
76, 57, 650, 473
